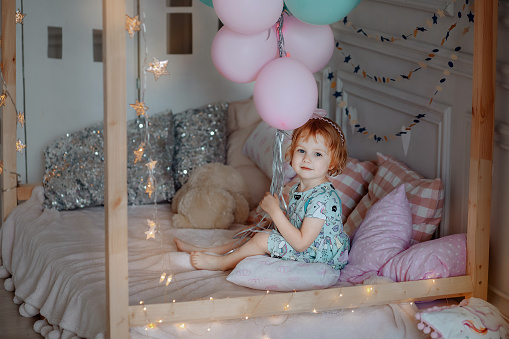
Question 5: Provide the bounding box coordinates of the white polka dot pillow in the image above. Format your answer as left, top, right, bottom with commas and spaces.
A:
338, 184, 412, 284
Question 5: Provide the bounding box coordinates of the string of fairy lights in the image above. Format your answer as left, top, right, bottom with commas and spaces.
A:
2, 4, 461, 336
126, 11, 174, 290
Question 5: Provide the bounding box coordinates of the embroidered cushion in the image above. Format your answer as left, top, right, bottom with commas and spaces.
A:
227, 255, 340, 291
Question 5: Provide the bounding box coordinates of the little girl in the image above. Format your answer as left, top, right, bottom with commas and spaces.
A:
174, 113, 350, 271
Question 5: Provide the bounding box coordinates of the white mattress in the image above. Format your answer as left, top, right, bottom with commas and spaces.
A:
0, 187, 426, 338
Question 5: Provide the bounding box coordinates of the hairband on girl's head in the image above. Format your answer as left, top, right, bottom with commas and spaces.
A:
311, 109, 345, 144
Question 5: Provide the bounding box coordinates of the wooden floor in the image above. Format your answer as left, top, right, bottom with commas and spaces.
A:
0, 279, 42, 338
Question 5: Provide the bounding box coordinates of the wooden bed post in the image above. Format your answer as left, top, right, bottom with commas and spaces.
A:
467, 0, 498, 300
1, 0, 18, 223
103, 0, 129, 337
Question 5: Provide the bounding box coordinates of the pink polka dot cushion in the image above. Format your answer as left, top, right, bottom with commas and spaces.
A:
339, 184, 412, 284
379, 233, 466, 281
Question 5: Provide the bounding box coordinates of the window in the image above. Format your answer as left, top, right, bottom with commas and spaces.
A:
166, 1, 192, 54
92, 29, 103, 62
167, 0, 191, 7
48, 26, 62, 59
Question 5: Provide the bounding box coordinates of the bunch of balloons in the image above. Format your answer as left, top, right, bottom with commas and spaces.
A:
202, 0, 361, 130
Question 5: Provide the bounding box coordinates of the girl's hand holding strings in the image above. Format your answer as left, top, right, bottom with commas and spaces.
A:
259, 192, 283, 219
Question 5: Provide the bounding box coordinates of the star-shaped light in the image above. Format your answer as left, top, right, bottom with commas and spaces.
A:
146, 58, 169, 81
0, 161, 3, 175
145, 227, 156, 239
145, 177, 155, 198
130, 100, 149, 117
145, 218, 157, 239
16, 139, 26, 153
125, 14, 141, 39
0, 92, 7, 107
147, 219, 156, 228
145, 159, 157, 171
134, 142, 145, 163
17, 112, 25, 127
16, 9, 26, 24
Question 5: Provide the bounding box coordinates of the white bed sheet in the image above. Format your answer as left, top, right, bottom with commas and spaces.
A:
0, 187, 426, 338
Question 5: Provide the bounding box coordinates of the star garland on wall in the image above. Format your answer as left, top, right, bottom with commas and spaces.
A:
341, 0, 473, 45
331, 0, 473, 143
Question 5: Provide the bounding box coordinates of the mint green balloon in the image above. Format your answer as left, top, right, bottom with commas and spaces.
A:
284, 0, 361, 25
199, 0, 213, 7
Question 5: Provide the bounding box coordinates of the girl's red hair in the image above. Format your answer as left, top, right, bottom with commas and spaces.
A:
286, 117, 347, 176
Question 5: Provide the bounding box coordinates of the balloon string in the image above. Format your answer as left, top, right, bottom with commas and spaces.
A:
276, 13, 286, 58
270, 129, 287, 214
233, 130, 289, 244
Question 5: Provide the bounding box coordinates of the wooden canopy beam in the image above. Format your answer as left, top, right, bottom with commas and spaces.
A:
1, 0, 18, 223
466, 0, 498, 299
103, 0, 129, 338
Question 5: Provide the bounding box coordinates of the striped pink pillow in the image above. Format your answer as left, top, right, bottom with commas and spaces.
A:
345, 153, 444, 244
329, 158, 378, 221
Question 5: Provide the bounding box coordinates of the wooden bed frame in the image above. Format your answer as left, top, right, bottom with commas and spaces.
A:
0, 1, 498, 338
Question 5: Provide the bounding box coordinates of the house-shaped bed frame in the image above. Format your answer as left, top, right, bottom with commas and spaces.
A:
0, 0, 498, 337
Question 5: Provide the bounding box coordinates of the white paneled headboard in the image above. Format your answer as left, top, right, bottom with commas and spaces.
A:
332, 70, 452, 237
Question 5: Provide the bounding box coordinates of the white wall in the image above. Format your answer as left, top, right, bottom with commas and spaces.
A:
16, 0, 254, 183
329, 0, 509, 316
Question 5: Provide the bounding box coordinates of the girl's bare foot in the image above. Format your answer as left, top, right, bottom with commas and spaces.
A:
174, 238, 203, 253
190, 252, 229, 271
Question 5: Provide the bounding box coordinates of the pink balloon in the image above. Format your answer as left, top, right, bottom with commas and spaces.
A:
211, 26, 278, 83
213, 0, 284, 35
282, 14, 335, 73
254, 57, 317, 130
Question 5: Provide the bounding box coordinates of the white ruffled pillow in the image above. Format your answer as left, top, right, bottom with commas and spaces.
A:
242, 120, 296, 183
227, 255, 340, 291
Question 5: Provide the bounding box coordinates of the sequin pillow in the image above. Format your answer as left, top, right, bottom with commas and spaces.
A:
43, 112, 175, 210
172, 102, 229, 190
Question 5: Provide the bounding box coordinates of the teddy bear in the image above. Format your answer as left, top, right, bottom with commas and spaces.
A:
171, 162, 251, 229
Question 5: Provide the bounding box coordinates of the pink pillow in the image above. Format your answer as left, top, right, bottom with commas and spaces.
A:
344, 153, 444, 243
379, 233, 466, 282
339, 184, 412, 284
242, 120, 296, 183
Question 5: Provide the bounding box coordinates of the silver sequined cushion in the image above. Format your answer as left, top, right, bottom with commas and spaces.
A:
43, 112, 175, 210
172, 102, 228, 190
